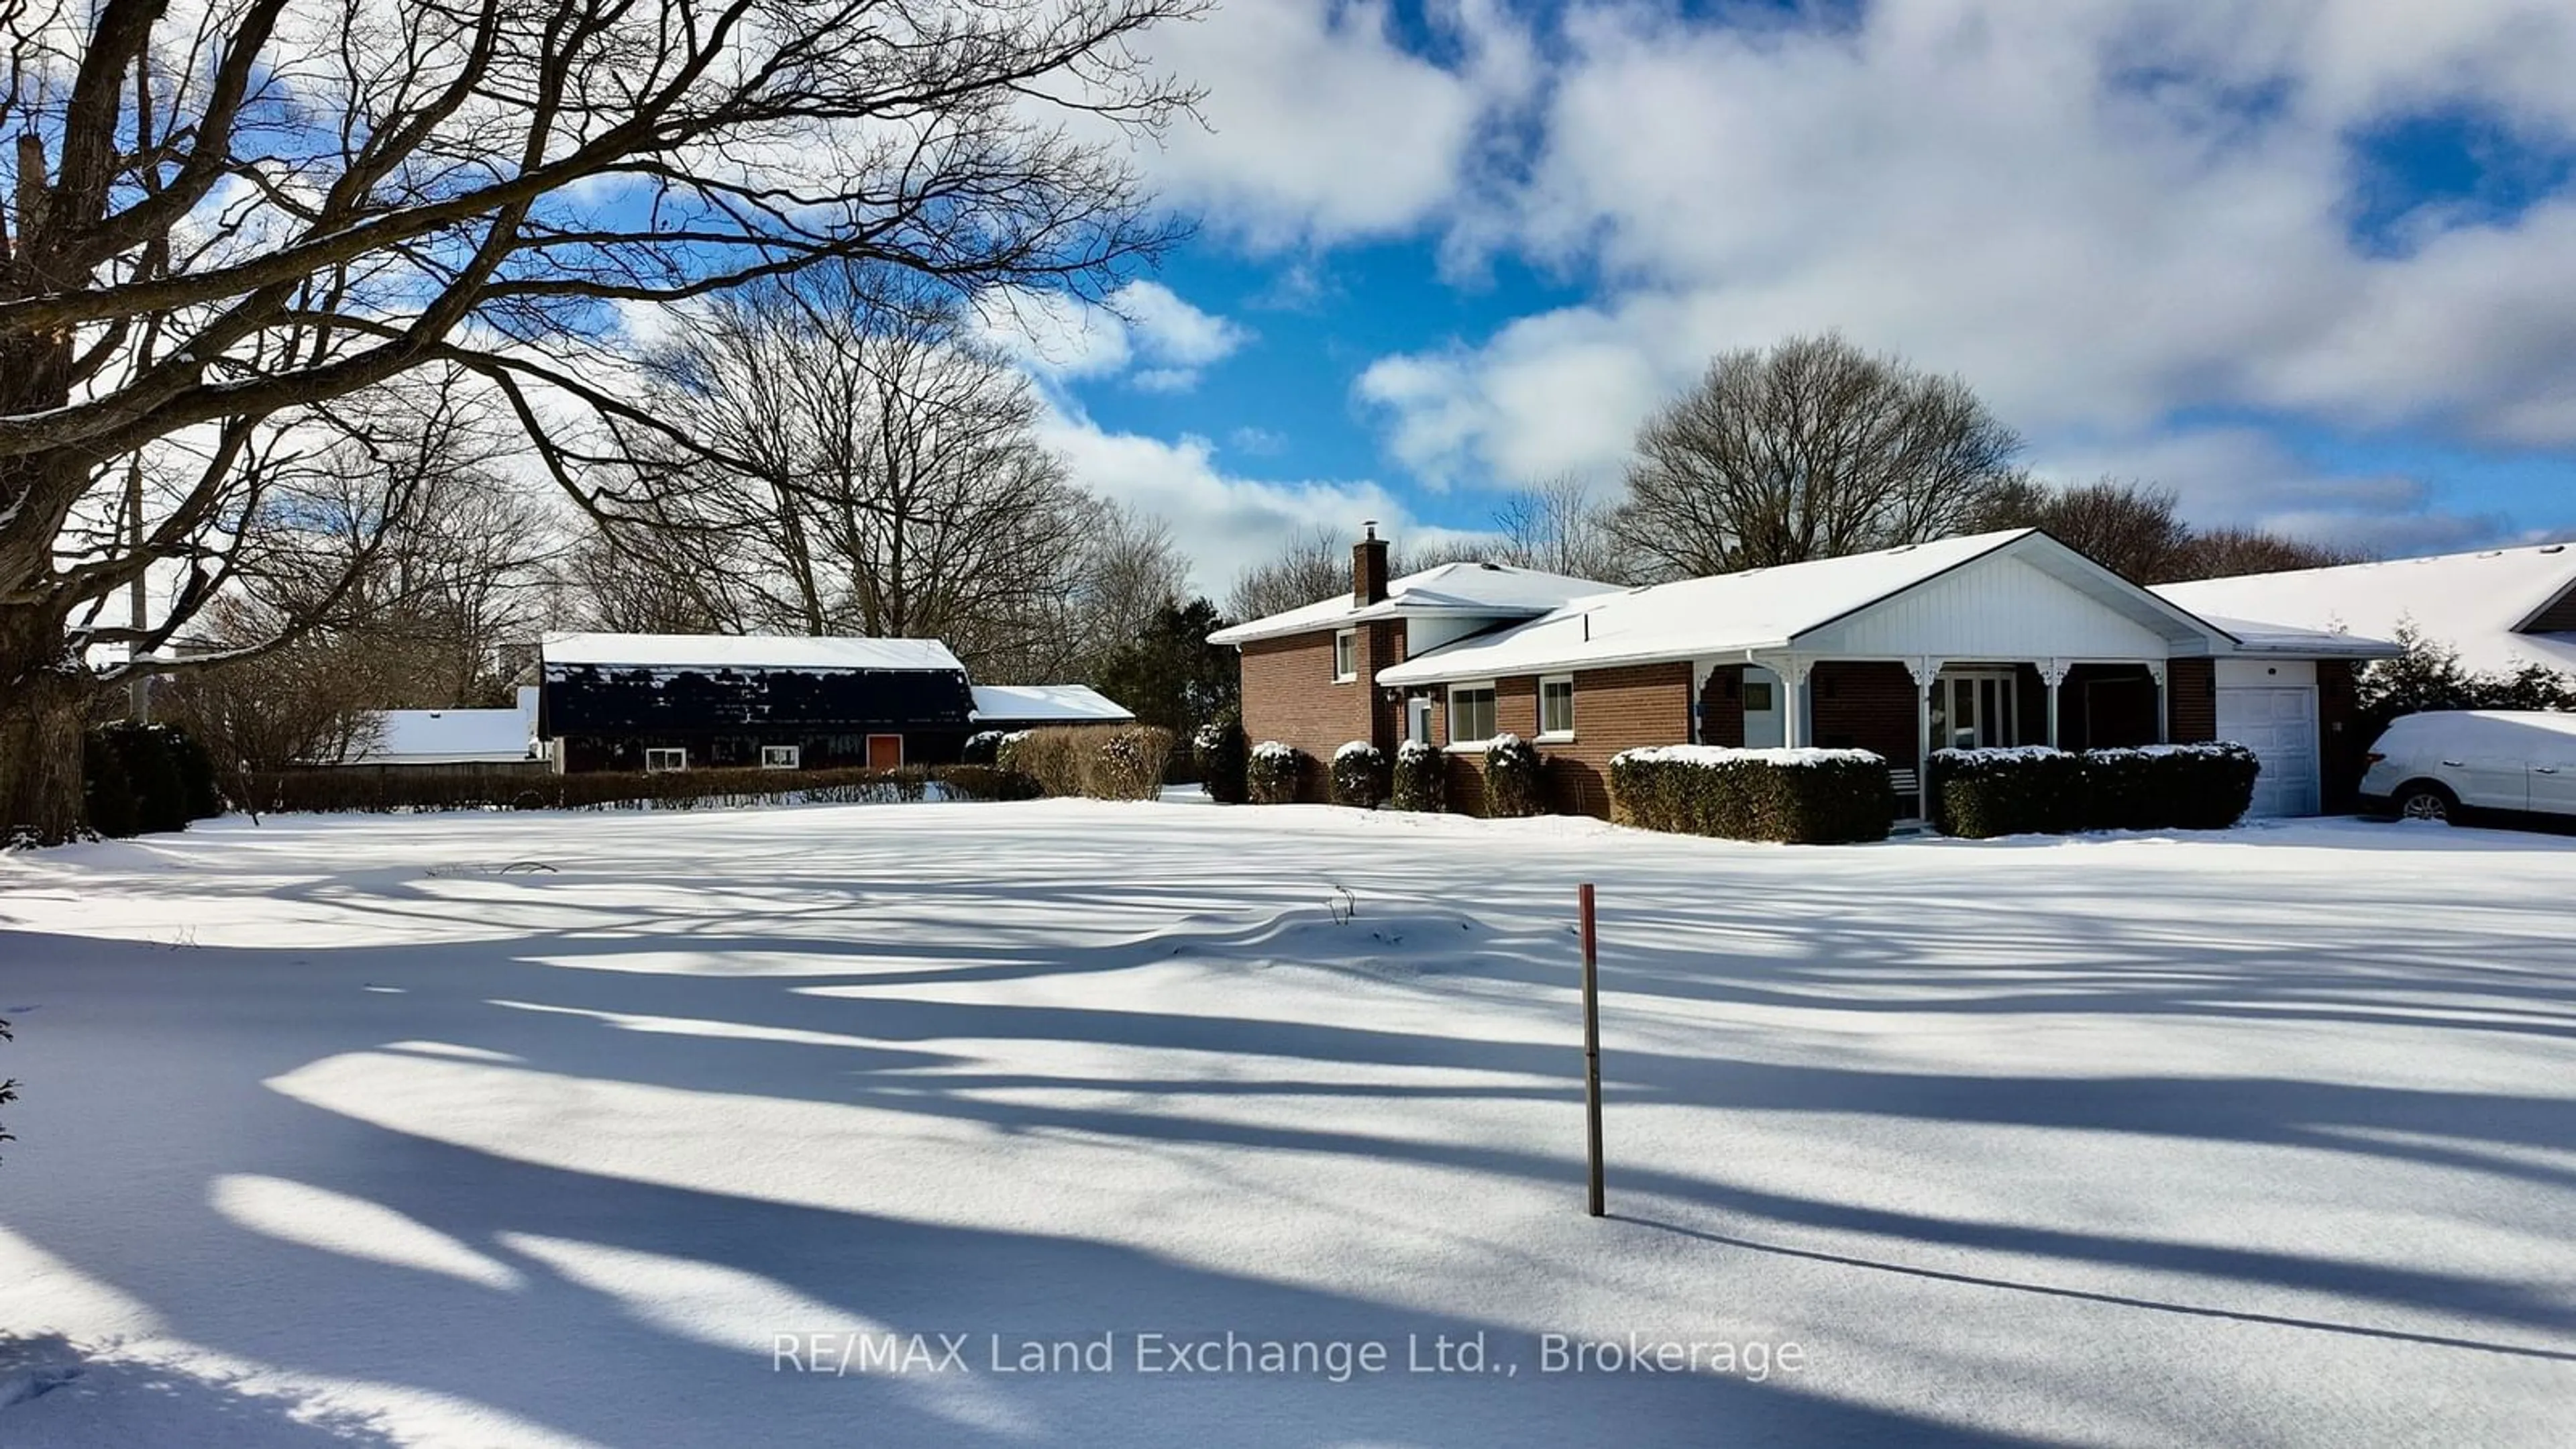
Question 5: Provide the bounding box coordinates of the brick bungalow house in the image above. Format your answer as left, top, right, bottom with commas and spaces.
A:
1218, 529, 2399, 821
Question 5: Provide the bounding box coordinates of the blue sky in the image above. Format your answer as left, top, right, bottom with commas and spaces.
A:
996, 1, 2576, 592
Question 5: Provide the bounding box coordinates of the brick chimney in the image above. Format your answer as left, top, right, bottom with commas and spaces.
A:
1353, 521, 1390, 606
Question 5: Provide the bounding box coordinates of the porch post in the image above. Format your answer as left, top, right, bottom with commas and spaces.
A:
2147, 661, 2169, 744
1906, 657, 1939, 822
1783, 656, 1812, 749
2041, 658, 2070, 749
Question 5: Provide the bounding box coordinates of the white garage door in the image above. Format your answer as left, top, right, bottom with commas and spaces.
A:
2216, 686, 2319, 817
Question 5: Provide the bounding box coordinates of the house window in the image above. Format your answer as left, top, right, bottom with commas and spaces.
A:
760, 745, 800, 770
1333, 629, 1358, 682
1538, 676, 1575, 739
1741, 680, 1774, 712
1407, 696, 1434, 745
1931, 669, 2019, 750
1448, 684, 1497, 745
644, 747, 688, 773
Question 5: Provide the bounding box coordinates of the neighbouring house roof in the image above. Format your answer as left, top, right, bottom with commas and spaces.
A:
2153, 543, 2576, 678
1204, 561, 1622, 647
541, 632, 966, 674
1377, 529, 2394, 688
970, 684, 1134, 724
349, 706, 535, 765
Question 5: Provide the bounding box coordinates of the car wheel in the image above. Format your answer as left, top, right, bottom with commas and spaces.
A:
2395, 783, 2456, 822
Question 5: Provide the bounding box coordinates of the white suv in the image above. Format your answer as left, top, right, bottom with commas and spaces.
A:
2359, 710, 2576, 823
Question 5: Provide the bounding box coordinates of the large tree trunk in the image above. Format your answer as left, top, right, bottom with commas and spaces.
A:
0, 610, 91, 846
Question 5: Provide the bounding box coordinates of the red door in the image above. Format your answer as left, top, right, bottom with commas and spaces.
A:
866, 734, 904, 769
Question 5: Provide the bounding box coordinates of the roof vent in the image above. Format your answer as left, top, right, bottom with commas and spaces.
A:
2542, 544, 2567, 554
1479, 560, 1502, 571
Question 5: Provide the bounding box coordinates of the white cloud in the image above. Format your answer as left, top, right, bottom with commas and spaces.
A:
1033, 405, 1446, 596
977, 280, 1248, 394
1342, 0, 2576, 540
1120, 0, 1536, 248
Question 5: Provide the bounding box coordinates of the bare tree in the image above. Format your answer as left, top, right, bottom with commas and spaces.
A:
160, 594, 388, 779
1491, 476, 1642, 584
2163, 527, 2367, 582
0, 0, 1198, 839
1612, 333, 2025, 577
603, 266, 1121, 678
1976, 476, 2192, 582
1224, 527, 1493, 622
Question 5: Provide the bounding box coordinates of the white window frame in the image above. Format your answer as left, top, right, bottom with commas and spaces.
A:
759, 744, 800, 770
1446, 681, 1498, 749
1332, 629, 1358, 682
1407, 695, 1434, 745
643, 747, 688, 773
1538, 674, 1576, 741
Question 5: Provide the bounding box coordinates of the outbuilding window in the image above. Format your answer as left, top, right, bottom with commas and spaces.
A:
1448, 684, 1497, 745
760, 745, 800, 770
644, 747, 688, 773
1333, 629, 1358, 682
1538, 676, 1575, 739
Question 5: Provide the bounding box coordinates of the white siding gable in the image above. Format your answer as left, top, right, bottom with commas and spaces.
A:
1802, 554, 2175, 659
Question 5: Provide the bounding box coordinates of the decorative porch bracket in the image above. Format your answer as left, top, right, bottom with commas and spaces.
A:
2039, 657, 2070, 748
2145, 661, 2169, 744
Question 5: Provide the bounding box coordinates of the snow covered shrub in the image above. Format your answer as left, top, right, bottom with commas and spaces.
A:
1609, 746, 1893, 844
1330, 741, 1387, 808
1929, 743, 2261, 836
1194, 717, 1249, 804
80, 729, 137, 839
1248, 741, 1303, 804
1929, 746, 2085, 838
164, 728, 225, 820
85, 722, 193, 836
996, 729, 1085, 796
2082, 743, 2259, 831
1391, 739, 1446, 813
1481, 734, 1544, 818
962, 730, 1009, 765
1092, 727, 1176, 801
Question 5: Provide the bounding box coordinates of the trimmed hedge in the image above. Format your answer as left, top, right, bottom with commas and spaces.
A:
1330, 741, 1387, 809
994, 726, 1174, 801
1928, 742, 2262, 838
240, 763, 1029, 815
1927, 746, 2086, 838
1482, 734, 1544, 818
1610, 745, 1894, 844
1195, 716, 1249, 804
83, 723, 225, 838
1391, 739, 1445, 813
1247, 741, 1302, 805
961, 730, 1008, 765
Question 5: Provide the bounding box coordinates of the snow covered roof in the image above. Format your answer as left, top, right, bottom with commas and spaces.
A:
349, 706, 535, 765
542, 632, 965, 674
970, 684, 1134, 724
2154, 544, 2576, 676
1205, 561, 1621, 646
1377, 530, 2392, 687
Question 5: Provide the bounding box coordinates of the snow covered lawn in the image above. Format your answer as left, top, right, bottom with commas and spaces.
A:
2, 802, 2572, 1447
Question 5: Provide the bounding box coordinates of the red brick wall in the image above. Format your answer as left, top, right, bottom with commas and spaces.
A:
1238, 623, 1405, 800
1538, 662, 1694, 816
1422, 664, 1688, 817
1696, 665, 1747, 748
2167, 658, 2216, 743
1811, 661, 1921, 771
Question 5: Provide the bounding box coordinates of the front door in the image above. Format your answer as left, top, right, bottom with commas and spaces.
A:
1931, 671, 2017, 750
1741, 667, 1785, 749
866, 734, 904, 769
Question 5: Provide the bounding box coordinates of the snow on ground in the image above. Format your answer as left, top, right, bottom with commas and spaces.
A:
1, 802, 2573, 1447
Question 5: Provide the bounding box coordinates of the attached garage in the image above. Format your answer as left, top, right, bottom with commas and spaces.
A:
2215, 659, 2320, 816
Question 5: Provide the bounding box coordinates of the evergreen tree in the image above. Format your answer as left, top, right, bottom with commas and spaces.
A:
1092, 599, 1242, 771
